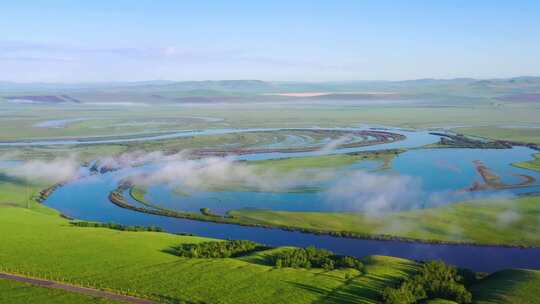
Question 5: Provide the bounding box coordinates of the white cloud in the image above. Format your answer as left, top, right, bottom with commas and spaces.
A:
324, 171, 423, 215
8, 157, 80, 183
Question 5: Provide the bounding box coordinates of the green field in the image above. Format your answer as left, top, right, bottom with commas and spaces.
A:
126, 150, 399, 197
471, 269, 540, 304
2, 156, 540, 303
453, 126, 540, 144
0, 172, 52, 209
126, 184, 540, 247
250, 149, 400, 172
0, 279, 121, 304
0, 204, 422, 304
1, 102, 540, 142
1, 195, 538, 303
230, 196, 540, 247
2, 82, 540, 303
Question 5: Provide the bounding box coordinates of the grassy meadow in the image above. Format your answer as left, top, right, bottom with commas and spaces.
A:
1, 81, 540, 302
230, 196, 540, 247
250, 149, 400, 172
454, 126, 540, 144
0, 279, 121, 304
1, 102, 540, 142
471, 269, 540, 304
1, 186, 539, 303
0, 205, 420, 304
0, 172, 53, 210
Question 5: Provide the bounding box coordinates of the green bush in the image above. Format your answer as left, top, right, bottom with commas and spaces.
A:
382, 261, 472, 304
170, 240, 265, 258
270, 246, 363, 271
70, 221, 164, 232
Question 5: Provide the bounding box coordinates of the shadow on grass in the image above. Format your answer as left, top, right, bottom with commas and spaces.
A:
152, 293, 207, 304
471, 269, 540, 303
287, 271, 405, 304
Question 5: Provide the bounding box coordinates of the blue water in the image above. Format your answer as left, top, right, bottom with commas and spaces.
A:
41, 128, 540, 272
0, 127, 400, 146
45, 172, 540, 272
391, 147, 540, 197
136, 147, 540, 214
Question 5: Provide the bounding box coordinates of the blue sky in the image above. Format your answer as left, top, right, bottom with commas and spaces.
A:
1, 0, 539, 82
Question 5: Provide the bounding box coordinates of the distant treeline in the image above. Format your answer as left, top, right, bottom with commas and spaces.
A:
70, 221, 164, 232
431, 132, 512, 149
169, 240, 364, 271
169, 240, 266, 258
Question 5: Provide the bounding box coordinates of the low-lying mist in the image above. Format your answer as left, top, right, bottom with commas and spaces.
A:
5, 157, 80, 183
1, 149, 521, 218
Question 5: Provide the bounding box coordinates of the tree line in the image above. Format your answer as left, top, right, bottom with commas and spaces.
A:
170, 240, 267, 258
70, 221, 164, 232
269, 246, 364, 271
382, 261, 475, 304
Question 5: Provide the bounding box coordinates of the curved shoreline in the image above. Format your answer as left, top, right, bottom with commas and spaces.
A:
109, 185, 538, 249
36, 182, 65, 203
191, 130, 405, 156
0, 127, 405, 147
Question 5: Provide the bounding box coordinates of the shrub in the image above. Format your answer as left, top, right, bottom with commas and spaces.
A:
269, 246, 363, 271
70, 221, 164, 232
170, 240, 265, 258
382, 261, 472, 304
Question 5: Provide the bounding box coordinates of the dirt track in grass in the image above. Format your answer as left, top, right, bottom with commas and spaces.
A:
0, 272, 156, 304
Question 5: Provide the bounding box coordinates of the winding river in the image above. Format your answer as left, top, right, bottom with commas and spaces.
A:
6, 126, 540, 272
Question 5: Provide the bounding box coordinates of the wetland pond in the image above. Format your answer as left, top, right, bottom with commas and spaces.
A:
36, 127, 540, 272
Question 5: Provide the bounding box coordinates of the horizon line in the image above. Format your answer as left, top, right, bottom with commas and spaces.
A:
2, 75, 539, 85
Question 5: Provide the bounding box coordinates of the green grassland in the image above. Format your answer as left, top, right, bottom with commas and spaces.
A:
0, 172, 52, 209
471, 269, 540, 304
1, 102, 540, 141
0, 105, 229, 141
0, 204, 420, 304
0, 128, 395, 162
453, 126, 540, 144
1, 101, 539, 163
513, 153, 540, 172
2, 85, 540, 302
129, 180, 540, 247
128, 129, 369, 153
0, 144, 127, 162
1, 165, 540, 303
0, 279, 121, 304
130, 186, 150, 204
250, 149, 400, 172
1, 77, 540, 143
426, 300, 458, 304
230, 196, 540, 247
128, 150, 398, 196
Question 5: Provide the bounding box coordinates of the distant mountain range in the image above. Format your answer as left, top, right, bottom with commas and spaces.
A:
1, 77, 539, 91
1, 77, 539, 104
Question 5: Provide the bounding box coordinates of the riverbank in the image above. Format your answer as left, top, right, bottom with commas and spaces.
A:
0, 204, 422, 304
513, 153, 540, 173
112, 185, 540, 248
192, 130, 405, 156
